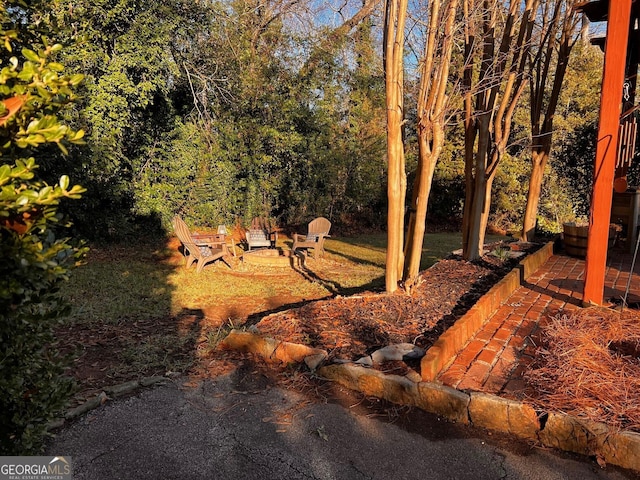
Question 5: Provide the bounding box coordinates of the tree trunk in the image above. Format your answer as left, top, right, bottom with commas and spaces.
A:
461, 0, 476, 256
521, 147, 549, 241
404, 130, 441, 286
403, 0, 458, 289
463, 113, 491, 261
520, 1, 578, 242
478, 170, 497, 253
386, 119, 405, 292
462, 0, 535, 261
383, 0, 408, 293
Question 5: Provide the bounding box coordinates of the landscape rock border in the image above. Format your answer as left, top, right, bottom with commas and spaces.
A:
49, 376, 170, 431
318, 364, 640, 472
219, 241, 640, 473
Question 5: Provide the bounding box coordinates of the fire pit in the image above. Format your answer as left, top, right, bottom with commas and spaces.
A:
242, 248, 304, 268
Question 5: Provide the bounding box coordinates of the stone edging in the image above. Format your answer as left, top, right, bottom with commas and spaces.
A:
218, 328, 640, 472
48, 376, 170, 431
219, 330, 640, 471
421, 241, 555, 381
220, 330, 328, 370
317, 364, 640, 472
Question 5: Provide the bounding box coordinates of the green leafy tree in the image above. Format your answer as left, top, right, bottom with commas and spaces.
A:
29, 0, 389, 236
164, 0, 387, 229
0, 4, 85, 454
36, 0, 195, 237
283, 18, 387, 228
169, 0, 306, 224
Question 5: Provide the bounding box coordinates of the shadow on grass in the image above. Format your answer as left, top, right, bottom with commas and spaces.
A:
290, 260, 384, 297
58, 232, 206, 391
323, 246, 383, 268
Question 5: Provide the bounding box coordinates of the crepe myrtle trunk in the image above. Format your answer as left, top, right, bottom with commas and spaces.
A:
384, 0, 408, 293
403, 0, 458, 290
522, 145, 550, 241
521, 1, 577, 242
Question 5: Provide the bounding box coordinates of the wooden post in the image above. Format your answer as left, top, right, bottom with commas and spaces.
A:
583, 0, 633, 305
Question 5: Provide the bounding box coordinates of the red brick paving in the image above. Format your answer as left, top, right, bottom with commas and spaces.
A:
437, 250, 640, 397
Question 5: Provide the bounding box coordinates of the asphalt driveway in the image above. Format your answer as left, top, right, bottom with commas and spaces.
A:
45, 366, 636, 480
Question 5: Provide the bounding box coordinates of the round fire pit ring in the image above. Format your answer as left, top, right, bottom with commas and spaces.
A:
242, 248, 305, 268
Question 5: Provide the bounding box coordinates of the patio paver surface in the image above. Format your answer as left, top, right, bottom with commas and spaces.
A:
437, 249, 640, 396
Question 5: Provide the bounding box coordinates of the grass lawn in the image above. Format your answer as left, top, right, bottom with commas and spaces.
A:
58, 231, 507, 391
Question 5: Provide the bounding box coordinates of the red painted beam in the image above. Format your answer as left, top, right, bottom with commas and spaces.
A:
584, 0, 633, 305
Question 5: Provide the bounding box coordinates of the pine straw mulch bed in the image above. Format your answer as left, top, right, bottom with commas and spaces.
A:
524, 307, 640, 433
252, 249, 534, 368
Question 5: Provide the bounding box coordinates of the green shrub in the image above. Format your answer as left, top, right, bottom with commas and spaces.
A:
0, 10, 85, 454
489, 153, 529, 232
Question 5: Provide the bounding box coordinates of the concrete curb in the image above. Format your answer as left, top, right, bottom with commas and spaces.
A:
421, 241, 555, 381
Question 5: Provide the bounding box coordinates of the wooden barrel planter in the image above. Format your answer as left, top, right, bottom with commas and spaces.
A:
563, 223, 621, 258
563, 223, 588, 257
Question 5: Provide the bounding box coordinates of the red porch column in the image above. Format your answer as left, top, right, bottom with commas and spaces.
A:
583, 0, 633, 306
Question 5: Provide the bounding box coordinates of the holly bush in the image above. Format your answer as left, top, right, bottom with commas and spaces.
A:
0, 9, 86, 454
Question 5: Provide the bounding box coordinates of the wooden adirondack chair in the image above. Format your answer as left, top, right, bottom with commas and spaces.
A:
172, 216, 231, 273
292, 217, 331, 258
245, 217, 278, 250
